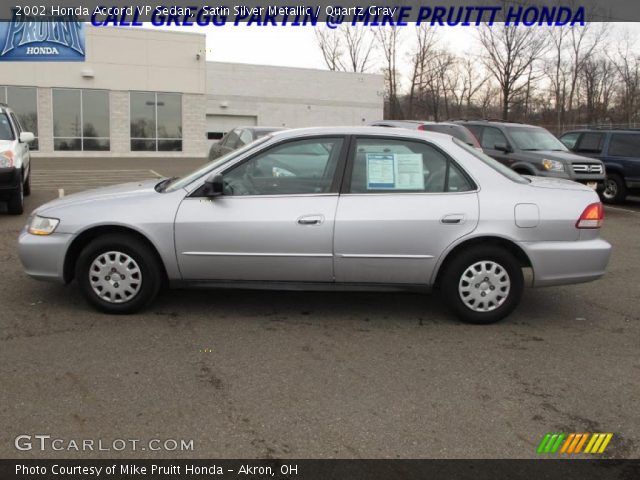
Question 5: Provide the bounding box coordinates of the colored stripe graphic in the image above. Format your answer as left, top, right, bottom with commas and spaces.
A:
538, 433, 613, 454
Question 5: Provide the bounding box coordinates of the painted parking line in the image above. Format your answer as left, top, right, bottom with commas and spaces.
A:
605, 206, 640, 215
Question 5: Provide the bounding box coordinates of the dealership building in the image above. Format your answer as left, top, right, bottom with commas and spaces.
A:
0, 26, 384, 158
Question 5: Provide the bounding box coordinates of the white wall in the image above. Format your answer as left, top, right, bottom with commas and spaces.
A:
206, 62, 384, 132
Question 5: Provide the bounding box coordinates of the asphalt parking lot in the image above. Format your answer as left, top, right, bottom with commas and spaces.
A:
1, 158, 639, 459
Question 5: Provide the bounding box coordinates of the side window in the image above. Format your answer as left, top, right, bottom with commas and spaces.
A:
447, 162, 474, 192
559, 132, 580, 150
481, 127, 508, 150
464, 125, 483, 142
223, 129, 241, 149
222, 137, 344, 196
608, 134, 640, 157
348, 138, 474, 194
238, 129, 253, 146
575, 133, 604, 153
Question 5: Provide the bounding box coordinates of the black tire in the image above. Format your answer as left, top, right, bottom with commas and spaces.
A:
441, 246, 524, 324
7, 175, 24, 215
600, 173, 626, 204
75, 234, 163, 314
23, 168, 31, 196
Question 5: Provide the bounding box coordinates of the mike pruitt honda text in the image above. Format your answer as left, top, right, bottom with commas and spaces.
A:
17, 463, 299, 476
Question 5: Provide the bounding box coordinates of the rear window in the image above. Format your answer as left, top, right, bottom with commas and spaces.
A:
453, 137, 528, 184
608, 133, 640, 157
0, 113, 14, 141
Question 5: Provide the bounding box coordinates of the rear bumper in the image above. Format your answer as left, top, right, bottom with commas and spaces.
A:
17, 229, 72, 284
520, 238, 612, 287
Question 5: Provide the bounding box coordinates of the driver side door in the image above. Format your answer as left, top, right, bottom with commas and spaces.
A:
174, 136, 346, 282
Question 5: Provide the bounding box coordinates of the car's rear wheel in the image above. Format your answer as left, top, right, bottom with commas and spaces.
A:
601, 173, 626, 204
7, 175, 24, 215
441, 246, 524, 324
76, 234, 162, 314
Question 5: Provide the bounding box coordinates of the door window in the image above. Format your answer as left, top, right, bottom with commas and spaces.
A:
608, 134, 640, 157
480, 127, 508, 150
222, 137, 344, 196
575, 133, 604, 153
559, 132, 580, 150
348, 138, 474, 194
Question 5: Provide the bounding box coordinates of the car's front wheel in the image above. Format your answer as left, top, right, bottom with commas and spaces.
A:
7, 175, 24, 215
601, 173, 626, 204
76, 234, 163, 314
441, 246, 524, 324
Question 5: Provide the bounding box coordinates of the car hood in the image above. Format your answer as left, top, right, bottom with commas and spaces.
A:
525, 175, 593, 191
521, 150, 602, 164
36, 179, 161, 214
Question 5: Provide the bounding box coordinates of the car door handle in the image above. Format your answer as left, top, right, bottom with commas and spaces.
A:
441, 214, 466, 225
297, 215, 324, 226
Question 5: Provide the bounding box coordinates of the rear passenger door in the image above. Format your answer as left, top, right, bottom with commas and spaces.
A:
333, 136, 479, 285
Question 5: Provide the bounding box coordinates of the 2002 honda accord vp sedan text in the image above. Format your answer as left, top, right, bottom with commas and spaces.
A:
18, 128, 612, 324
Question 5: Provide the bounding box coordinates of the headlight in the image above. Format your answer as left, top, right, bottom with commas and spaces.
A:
0, 151, 14, 168
28, 215, 60, 236
542, 159, 565, 172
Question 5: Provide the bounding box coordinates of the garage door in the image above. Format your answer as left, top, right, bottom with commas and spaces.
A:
206, 115, 257, 140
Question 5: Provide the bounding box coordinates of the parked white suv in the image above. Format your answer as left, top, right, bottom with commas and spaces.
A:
0, 103, 35, 215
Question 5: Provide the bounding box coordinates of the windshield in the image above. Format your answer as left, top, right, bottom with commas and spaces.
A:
162, 135, 272, 192
508, 127, 567, 151
0, 113, 14, 141
453, 137, 529, 184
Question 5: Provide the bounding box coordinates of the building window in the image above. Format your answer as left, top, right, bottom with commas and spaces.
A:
52, 89, 110, 151
0, 86, 39, 150
130, 92, 182, 151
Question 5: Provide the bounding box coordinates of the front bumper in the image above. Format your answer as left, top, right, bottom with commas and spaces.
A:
17, 229, 72, 283
520, 238, 612, 287
0, 167, 20, 195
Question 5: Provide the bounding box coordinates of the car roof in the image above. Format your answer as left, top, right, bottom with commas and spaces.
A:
562, 128, 640, 133
455, 119, 539, 128
268, 126, 456, 143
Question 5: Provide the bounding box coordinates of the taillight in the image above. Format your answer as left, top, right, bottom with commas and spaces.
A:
417, 124, 427, 131
576, 202, 604, 229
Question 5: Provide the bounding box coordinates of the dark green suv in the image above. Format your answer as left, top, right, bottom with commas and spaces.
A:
456, 120, 606, 192
559, 129, 640, 203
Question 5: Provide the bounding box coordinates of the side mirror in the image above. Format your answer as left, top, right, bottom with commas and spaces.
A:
19, 132, 35, 144
494, 142, 511, 153
203, 173, 224, 197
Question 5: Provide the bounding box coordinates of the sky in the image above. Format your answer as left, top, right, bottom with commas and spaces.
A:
144, 23, 640, 77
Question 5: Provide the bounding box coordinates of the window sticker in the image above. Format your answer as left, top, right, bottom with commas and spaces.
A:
366, 153, 424, 190
366, 154, 395, 189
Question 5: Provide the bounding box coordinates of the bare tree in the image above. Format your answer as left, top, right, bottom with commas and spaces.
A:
611, 34, 640, 124
315, 28, 345, 71
342, 26, 376, 73
375, 27, 403, 119
407, 25, 439, 119
478, 24, 547, 120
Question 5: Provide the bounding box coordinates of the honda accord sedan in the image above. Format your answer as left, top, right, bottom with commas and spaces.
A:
18, 128, 611, 324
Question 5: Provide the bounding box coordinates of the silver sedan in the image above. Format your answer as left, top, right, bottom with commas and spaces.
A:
18, 127, 612, 324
